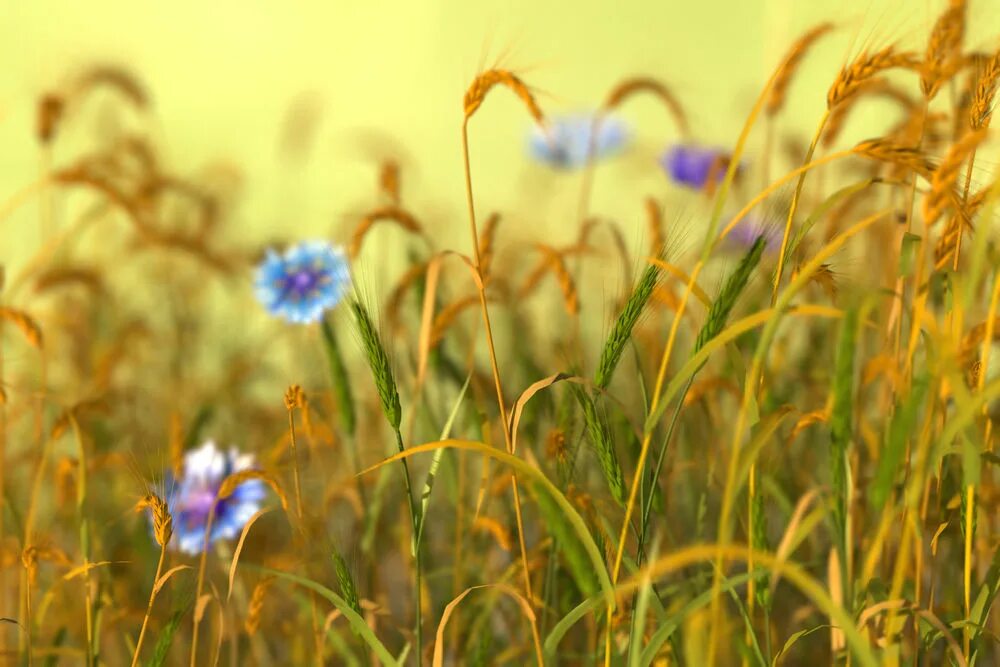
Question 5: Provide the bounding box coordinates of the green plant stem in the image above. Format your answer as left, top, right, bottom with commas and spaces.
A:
394, 428, 422, 666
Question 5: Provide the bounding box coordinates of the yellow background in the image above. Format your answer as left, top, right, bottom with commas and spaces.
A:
1, 0, 998, 272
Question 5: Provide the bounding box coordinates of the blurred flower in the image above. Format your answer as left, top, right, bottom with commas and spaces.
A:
660, 144, 741, 190
528, 113, 629, 169
725, 215, 781, 252
156, 440, 266, 554
255, 241, 351, 324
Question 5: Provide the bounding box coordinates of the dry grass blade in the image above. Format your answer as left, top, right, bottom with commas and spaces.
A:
603, 76, 689, 136
431, 584, 542, 667
923, 128, 987, 225
0, 307, 43, 348
349, 205, 424, 258
219, 470, 289, 513
153, 564, 192, 597
828, 46, 918, 110
429, 295, 480, 347
767, 22, 835, 116
227, 508, 272, 602
464, 69, 544, 124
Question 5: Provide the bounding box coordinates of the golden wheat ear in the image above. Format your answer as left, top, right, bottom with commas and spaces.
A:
463, 68, 544, 125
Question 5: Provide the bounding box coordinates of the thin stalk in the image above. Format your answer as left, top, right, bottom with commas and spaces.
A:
0, 324, 6, 661
286, 407, 304, 523
393, 428, 422, 665
770, 109, 829, 307
953, 147, 978, 271
130, 544, 167, 667
70, 417, 95, 667
461, 118, 535, 611
190, 506, 217, 667
286, 396, 325, 665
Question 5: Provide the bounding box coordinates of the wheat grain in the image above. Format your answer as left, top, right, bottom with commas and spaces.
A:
853, 138, 934, 178
920, 2, 966, 99
464, 69, 544, 124
0, 307, 43, 348
603, 76, 688, 136
923, 128, 987, 225
349, 205, 424, 258
828, 47, 918, 110
135, 494, 173, 548
971, 51, 1000, 129
767, 23, 835, 116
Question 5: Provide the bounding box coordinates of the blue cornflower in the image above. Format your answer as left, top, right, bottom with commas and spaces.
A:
659, 144, 741, 190
528, 113, 629, 169
154, 440, 267, 555
255, 241, 351, 324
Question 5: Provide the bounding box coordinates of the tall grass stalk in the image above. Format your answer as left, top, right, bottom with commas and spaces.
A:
350, 298, 424, 664
461, 113, 535, 610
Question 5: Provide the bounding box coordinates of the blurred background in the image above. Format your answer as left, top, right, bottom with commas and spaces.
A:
1, 0, 998, 278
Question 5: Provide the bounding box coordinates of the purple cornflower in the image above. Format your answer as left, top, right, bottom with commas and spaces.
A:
156, 440, 266, 554
255, 241, 351, 324
723, 215, 781, 252
660, 144, 741, 190
528, 113, 629, 169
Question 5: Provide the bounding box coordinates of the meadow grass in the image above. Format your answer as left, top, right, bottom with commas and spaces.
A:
2, 1, 1000, 665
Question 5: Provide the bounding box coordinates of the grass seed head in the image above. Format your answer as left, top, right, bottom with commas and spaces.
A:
464, 69, 544, 125
828, 47, 918, 110
351, 299, 402, 430
136, 494, 174, 548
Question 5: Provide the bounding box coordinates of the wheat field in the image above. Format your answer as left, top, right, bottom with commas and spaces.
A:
3, 1, 1000, 665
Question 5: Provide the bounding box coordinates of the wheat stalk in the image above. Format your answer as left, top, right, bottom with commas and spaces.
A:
131, 494, 172, 667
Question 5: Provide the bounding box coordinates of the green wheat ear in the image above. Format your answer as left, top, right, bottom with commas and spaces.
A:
594, 262, 661, 390
571, 383, 626, 506
331, 550, 362, 619
350, 299, 401, 429
694, 235, 767, 354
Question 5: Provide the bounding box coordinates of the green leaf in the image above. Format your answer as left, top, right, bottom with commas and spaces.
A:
870, 374, 930, 511
259, 567, 399, 666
